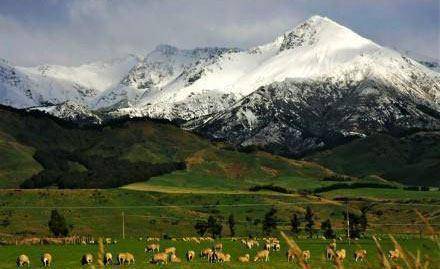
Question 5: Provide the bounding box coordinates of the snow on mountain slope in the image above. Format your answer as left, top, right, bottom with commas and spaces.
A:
1, 14, 439, 134
30, 100, 102, 124
18, 54, 140, 94
191, 78, 440, 156
0, 59, 98, 108
94, 45, 238, 112
112, 15, 439, 121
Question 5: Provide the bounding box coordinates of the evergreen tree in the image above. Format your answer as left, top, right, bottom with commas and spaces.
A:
343, 212, 367, 239
48, 209, 69, 236
320, 219, 335, 239
359, 208, 368, 235
262, 207, 278, 235
194, 220, 208, 236
304, 206, 315, 238
228, 214, 236, 237
207, 215, 223, 238
290, 213, 300, 236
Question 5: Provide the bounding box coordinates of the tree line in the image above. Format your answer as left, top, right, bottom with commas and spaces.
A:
193, 206, 369, 239
21, 150, 186, 188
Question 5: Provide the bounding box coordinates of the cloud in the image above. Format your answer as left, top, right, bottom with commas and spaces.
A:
0, 0, 438, 66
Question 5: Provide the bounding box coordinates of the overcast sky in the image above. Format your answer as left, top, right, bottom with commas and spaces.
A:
0, 0, 438, 66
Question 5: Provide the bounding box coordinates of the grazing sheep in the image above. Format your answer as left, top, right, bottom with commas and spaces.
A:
200, 248, 213, 259
118, 252, 135, 265
125, 253, 135, 264
354, 249, 367, 262
214, 243, 223, 251
186, 250, 195, 261
117, 253, 127, 265
238, 254, 250, 263
151, 252, 168, 265
244, 239, 259, 249
326, 245, 335, 260
388, 249, 400, 261
336, 249, 346, 262
81, 253, 93, 265
272, 242, 281, 251
302, 250, 311, 262
217, 252, 231, 262
286, 248, 295, 262
145, 243, 160, 252
264, 242, 271, 251
164, 247, 176, 255
16, 254, 30, 267
41, 253, 52, 267
254, 250, 270, 262
170, 254, 181, 263
104, 252, 113, 265
208, 251, 218, 263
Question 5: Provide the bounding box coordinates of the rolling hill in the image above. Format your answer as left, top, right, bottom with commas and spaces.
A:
0, 105, 333, 189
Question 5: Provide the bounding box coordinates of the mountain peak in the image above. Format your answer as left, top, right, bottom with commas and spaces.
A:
279, 15, 376, 52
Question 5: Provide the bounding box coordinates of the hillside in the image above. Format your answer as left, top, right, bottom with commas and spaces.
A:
0, 105, 332, 189
307, 132, 440, 186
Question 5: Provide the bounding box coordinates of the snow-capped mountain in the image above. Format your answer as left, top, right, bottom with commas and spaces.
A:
185, 16, 440, 155
19, 54, 141, 93
0, 15, 439, 155
0, 58, 98, 108
94, 45, 240, 118
102, 15, 440, 123
0, 55, 141, 109
30, 100, 102, 124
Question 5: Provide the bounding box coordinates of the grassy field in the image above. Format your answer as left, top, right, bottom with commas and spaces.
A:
0, 237, 438, 268
0, 188, 439, 238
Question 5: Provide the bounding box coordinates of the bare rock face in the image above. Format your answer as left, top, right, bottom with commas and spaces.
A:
190, 78, 440, 156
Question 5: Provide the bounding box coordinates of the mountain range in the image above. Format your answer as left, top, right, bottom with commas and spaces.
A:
1, 15, 439, 158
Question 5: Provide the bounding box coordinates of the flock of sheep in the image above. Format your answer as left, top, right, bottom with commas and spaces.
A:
15, 236, 403, 267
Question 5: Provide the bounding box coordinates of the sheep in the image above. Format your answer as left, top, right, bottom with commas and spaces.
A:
217, 252, 231, 262
272, 242, 281, 251
104, 252, 113, 265
245, 239, 259, 249
254, 250, 270, 262
186, 250, 195, 261
302, 250, 311, 262
335, 249, 346, 262
388, 249, 400, 261
151, 252, 168, 265
200, 248, 213, 259
41, 253, 52, 267
264, 242, 272, 251
145, 243, 160, 252
118, 252, 135, 265
286, 248, 295, 262
208, 251, 218, 263
214, 243, 223, 251
16, 254, 30, 267
354, 249, 367, 262
81, 253, 93, 265
117, 253, 127, 265
238, 254, 250, 263
125, 253, 135, 264
170, 254, 181, 263
164, 247, 176, 255
326, 245, 336, 260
